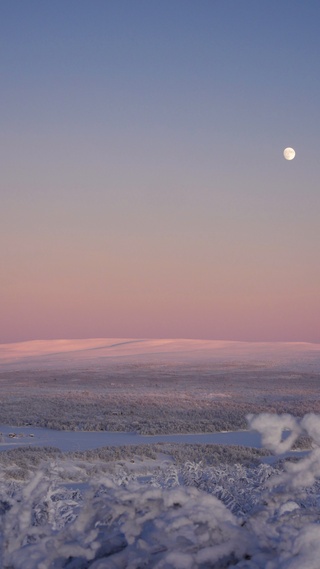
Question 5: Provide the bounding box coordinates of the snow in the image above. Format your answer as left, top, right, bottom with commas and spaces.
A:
0, 424, 263, 452
2, 338, 320, 436
1, 339, 320, 566
247, 413, 301, 454
1, 337, 320, 370
0, 413, 320, 567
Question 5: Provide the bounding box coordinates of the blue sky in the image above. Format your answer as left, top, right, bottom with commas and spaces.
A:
1, 1, 320, 342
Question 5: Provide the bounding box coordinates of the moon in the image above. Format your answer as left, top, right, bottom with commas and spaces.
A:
283, 147, 296, 160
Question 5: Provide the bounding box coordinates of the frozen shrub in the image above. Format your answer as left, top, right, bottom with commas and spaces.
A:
0, 413, 320, 567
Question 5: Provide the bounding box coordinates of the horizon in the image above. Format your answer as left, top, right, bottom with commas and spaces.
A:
2, 335, 320, 347
2, 336, 320, 357
0, 336, 320, 345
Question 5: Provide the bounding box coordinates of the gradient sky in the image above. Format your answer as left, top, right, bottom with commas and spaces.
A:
1, 0, 320, 343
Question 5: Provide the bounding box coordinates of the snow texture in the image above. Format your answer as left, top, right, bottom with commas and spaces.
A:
1, 340, 320, 567
1, 413, 320, 568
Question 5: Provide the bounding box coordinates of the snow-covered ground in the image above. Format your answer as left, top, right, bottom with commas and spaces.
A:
0, 413, 320, 568
1, 339, 320, 567
1, 338, 320, 434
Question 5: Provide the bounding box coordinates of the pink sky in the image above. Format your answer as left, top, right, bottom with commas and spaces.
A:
2, 221, 319, 342
2, 173, 319, 343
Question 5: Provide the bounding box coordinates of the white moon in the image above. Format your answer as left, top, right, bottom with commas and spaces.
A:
283, 147, 296, 160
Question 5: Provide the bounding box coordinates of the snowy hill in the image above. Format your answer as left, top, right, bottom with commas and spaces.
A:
1, 338, 320, 371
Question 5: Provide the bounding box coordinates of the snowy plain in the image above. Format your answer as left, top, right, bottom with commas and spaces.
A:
1, 338, 320, 568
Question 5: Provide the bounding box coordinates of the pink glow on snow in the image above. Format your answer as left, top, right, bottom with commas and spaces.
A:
1, 338, 320, 371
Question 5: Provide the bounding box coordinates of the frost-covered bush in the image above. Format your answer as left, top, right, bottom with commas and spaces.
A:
1, 476, 246, 569
0, 444, 268, 484
2, 413, 320, 568
151, 461, 278, 516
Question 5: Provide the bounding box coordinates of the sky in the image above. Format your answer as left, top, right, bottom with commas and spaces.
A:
1, 0, 320, 344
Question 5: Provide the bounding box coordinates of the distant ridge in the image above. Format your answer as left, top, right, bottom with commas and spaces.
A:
1, 338, 320, 371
